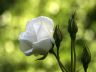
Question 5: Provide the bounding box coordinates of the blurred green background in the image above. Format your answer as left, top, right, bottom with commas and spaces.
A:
0, 0, 96, 72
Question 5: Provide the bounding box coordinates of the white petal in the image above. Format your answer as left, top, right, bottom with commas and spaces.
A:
32, 38, 52, 55
26, 18, 40, 35
37, 16, 54, 34
19, 32, 37, 43
38, 16, 54, 28
37, 24, 51, 41
24, 48, 33, 56
19, 40, 33, 56
26, 16, 54, 36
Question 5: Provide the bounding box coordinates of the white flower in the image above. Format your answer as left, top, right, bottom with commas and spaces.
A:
19, 16, 54, 56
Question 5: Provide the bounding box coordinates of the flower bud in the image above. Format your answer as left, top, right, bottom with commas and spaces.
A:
53, 25, 63, 48
68, 11, 78, 39
81, 42, 91, 72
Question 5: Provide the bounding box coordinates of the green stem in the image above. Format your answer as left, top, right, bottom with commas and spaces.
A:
59, 60, 69, 72
71, 39, 74, 72
73, 39, 76, 72
57, 48, 69, 72
53, 51, 65, 72
85, 68, 87, 72
71, 37, 76, 72
74, 39, 76, 72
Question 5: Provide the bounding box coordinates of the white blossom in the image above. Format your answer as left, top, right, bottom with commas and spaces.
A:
19, 16, 54, 56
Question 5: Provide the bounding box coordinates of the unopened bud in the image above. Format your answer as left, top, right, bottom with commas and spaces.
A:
53, 25, 63, 48
68, 11, 78, 39
81, 42, 91, 72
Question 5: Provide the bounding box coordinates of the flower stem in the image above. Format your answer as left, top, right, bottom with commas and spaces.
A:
57, 48, 69, 72
71, 38, 76, 72
85, 68, 87, 72
52, 51, 65, 72
71, 39, 74, 72
52, 51, 68, 72
73, 39, 76, 72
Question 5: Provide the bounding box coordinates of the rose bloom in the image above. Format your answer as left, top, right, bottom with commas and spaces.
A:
19, 16, 54, 56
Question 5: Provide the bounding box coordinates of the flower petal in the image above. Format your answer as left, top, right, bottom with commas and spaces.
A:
26, 19, 39, 36
19, 39, 33, 56
19, 32, 37, 43
24, 48, 33, 56
32, 38, 52, 55
37, 24, 51, 41
26, 16, 54, 38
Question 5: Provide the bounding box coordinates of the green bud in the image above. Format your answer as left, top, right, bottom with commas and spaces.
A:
68, 11, 78, 39
81, 41, 91, 72
53, 25, 63, 48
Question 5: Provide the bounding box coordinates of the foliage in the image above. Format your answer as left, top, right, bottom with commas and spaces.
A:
0, 0, 96, 72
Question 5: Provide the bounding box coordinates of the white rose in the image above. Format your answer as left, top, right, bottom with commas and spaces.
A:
19, 16, 54, 56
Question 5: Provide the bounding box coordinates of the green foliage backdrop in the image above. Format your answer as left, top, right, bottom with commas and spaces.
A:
0, 0, 96, 72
